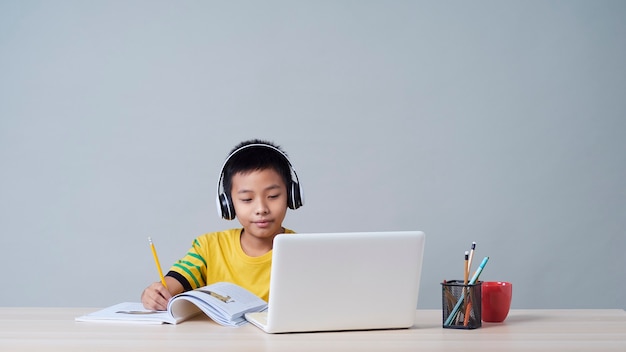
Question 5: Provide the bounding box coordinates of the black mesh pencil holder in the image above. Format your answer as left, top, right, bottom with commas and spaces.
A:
441, 280, 482, 329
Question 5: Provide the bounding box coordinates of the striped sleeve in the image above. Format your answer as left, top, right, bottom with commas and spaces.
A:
166, 238, 207, 290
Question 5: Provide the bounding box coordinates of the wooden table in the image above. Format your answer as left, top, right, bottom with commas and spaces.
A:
1, 308, 625, 351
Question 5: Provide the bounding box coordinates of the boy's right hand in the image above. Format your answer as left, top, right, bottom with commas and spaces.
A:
141, 282, 173, 311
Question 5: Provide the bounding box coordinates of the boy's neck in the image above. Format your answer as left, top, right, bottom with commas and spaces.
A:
239, 229, 282, 257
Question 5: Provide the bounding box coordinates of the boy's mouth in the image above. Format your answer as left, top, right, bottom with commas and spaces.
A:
253, 219, 272, 228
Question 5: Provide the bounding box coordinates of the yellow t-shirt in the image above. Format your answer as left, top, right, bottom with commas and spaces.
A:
166, 228, 295, 302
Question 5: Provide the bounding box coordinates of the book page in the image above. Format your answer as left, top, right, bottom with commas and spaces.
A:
75, 302, 174, 324
77, 282, 267, 326
168, 282, 267, 327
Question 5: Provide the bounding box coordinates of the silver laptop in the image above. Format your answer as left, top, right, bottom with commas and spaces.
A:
245, 231, 426, 333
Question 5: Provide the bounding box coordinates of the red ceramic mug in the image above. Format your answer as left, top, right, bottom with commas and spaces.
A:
481, 281, 512, 322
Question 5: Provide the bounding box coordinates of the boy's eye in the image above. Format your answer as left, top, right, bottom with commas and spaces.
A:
269, 194, 280, 199
240, 198, 252, 203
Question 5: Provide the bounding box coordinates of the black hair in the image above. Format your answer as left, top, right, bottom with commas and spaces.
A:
222, 139, 292, 201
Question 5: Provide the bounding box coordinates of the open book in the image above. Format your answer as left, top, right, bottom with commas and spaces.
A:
75, 282, 267, 326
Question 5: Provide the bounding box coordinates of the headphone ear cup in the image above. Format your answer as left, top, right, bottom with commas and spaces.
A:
289, 181, 303, 209
218, 193, 236, 220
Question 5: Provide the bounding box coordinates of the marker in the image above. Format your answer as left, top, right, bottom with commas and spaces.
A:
148, 237, 168, 289
468, 256, 489, 284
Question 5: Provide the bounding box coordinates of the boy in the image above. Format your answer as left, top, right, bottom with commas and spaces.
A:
141, 139, 304, 310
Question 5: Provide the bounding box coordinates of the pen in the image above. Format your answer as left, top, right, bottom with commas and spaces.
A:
148, 237, 168, 289
468, 242, 476, 273
444, 256, 489, 326
196, 289, 234, 303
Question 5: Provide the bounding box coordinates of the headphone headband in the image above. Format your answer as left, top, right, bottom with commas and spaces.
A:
215, 143, 304, 220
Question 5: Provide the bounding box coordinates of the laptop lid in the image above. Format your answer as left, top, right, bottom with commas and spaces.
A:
251, 231, 425, 333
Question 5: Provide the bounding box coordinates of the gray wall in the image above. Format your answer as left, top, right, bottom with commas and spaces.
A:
1, 0, 624, 309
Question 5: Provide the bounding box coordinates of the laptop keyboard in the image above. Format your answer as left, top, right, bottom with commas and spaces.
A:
247, 312, 268, 327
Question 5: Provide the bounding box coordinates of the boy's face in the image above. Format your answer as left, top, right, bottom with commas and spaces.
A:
230, 168, 288, 243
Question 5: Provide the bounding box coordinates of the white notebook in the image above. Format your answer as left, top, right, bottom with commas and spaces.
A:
245, 231, 426, 333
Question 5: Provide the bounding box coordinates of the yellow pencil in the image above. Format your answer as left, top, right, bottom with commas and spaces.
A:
464, 251, 469, 285
148, 237, 168, 289
460, 251, 470, 325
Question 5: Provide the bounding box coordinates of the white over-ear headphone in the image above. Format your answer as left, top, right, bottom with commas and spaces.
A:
215, 143, 304, 220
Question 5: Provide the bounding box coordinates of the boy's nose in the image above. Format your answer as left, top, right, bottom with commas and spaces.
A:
255, 200, 269, 214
